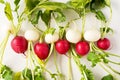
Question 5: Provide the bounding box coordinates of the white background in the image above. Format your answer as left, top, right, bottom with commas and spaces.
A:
0, 0, 120, 80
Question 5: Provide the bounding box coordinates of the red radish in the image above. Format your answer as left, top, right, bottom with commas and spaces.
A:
34, 42, 49, 60
97, 38, 110, 50
11, 36, 28, 53
75, 41, 90, 56
55, 40, 70, 54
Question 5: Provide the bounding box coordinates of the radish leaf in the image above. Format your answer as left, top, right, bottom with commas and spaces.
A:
14, 0, 20, 6
0, 0, 4, 4
104, 0, 110, 7
25, 0, 40, 11
22, 68, 32, 80
29, 10, 42, 24
39, 2, 68, 10
41, 10, 52, 26
1, 65, 13, 80
102, 74, 113, 80
4, 2, 13, 21
95, 10, 106, 22
87, 52, 101, 67
53, 10, 66, 22
13, 72, 21, 80
100, 27, 113, 34
34, 66, 45, 80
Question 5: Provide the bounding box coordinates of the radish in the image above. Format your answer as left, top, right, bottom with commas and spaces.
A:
11, 36, 28, 53
97, 38, 110, 50
45, 32, 59, 43
55, 39, 70, 54
75, 41, 90, 56
66, 28, 81, 43
84, 29, 101, 42
34, 42, 49, 60
24, 30, 39, 41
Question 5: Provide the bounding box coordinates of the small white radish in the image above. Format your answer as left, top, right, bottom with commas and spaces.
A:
84, 29, 101, 42
45, 33, 59, 43
66, 28, 81, 43
24, 30, 39, 41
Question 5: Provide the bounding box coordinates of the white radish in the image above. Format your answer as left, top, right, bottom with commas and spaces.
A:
24, 30, 39, 41
84, 29, 101, 42
45, 33, 59, 43
66, 28, 81, 43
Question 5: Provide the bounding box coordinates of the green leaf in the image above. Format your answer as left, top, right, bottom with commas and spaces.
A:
67, 0, 91, 16
59, 26, 66, 39
87, 52, 101, 67
53, 10, 66, 22
14, 0, 20, 6
46, 28, 56, 34
104, 0, 110, 7
102, 74, 113, 80
34, 66, 45, 80
4, 2, 13, 20
41, 10, 52, 26
39, 2, 68, 10
22, 68, 32, 80
13, 72, 21, 80
100, 27, 113, 34
95, 10, 106, 22
69, 0, 91, 8
25, 0, 40, 11
90, 0, 106, 10
1, 65, 13, 80
29, 10, 42, 24
14, 0, 20, 11
0, 0, 4, 4
82, 65, 94, 80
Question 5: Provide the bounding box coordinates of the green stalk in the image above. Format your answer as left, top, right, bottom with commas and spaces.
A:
0, 31, 10, 64
26, 41, 35, 80
33, 26, 44, 33
45, 43, 54, 64
101, 6, 112, 38
53, 49, 64, 80
81, 9, 86, 39
71, 47, 88, 80
107, 59, 120, 65
99, 63, 119, 80
99, 63, 116, 78
11, 21, 17, 36
105, 64, 120, 75
107, 52, 120, 58
54, 49, 60, 74
68, 51, 73, 80
16, 21, 22, 35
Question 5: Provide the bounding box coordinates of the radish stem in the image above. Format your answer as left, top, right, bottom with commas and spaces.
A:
68, 51, 73, 80
81, 9, 86, 38
45, 43, 54, 64
0, 31, 10, 64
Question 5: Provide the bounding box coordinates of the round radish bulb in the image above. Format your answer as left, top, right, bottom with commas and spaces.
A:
66, 29, 81, 43
24, 30, 39, 41
34, 42, 49, 60
11, 36, 28, 53
97, 38, 110, 50
75, 41, 90, 56
55, 39, 70, 54
45, 33, 59, 43
84, 29, 101, 42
